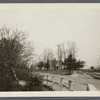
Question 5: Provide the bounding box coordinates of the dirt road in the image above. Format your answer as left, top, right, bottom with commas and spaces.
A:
39, 72, 100, 91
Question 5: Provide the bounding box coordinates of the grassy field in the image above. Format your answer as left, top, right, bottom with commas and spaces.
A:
34, 69, 70, 75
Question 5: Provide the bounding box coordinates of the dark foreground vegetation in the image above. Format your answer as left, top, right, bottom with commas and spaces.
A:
0, 26, 49, 91
0, 71, 44, 91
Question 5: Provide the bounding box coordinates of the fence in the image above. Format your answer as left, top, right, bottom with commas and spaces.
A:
42, 74, 97, 91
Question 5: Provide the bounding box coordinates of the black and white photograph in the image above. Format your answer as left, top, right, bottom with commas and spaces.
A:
0, 4, 100, 96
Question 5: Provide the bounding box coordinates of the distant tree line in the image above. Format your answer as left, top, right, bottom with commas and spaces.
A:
36, 42, 85, 75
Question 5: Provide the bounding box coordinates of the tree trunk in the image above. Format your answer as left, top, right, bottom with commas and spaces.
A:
11, 68, 19, 84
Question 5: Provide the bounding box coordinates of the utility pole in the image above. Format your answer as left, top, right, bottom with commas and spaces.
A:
97, 56, 100, 69
97, 58, 99, 69
99, 55, 100, 67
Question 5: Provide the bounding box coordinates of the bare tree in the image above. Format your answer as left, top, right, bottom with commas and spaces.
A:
43, 48, 54, 70
96, 55, 100, 70
64, 42, 78, 74
57, 44, 64, 70
0, 26, 34, 85
66, 41, 77, 59
61, 43, 66, 59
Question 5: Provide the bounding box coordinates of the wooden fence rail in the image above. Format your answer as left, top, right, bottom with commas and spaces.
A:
42, 74, 97, 91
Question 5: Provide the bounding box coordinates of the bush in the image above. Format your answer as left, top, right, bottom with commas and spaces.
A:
16, 67, 32, 81
90, 66, 94, 70
0, 69, 17, 91
0, 67, 44, 91
25, 73, 43, 91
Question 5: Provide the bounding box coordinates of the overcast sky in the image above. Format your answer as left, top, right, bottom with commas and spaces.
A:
0, 4, 100, 67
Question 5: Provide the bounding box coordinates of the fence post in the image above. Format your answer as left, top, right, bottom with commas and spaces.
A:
52, 76, 55, 90
68, 80, 73, 91
60, 77, 63, 91
87, 84, 97, 91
